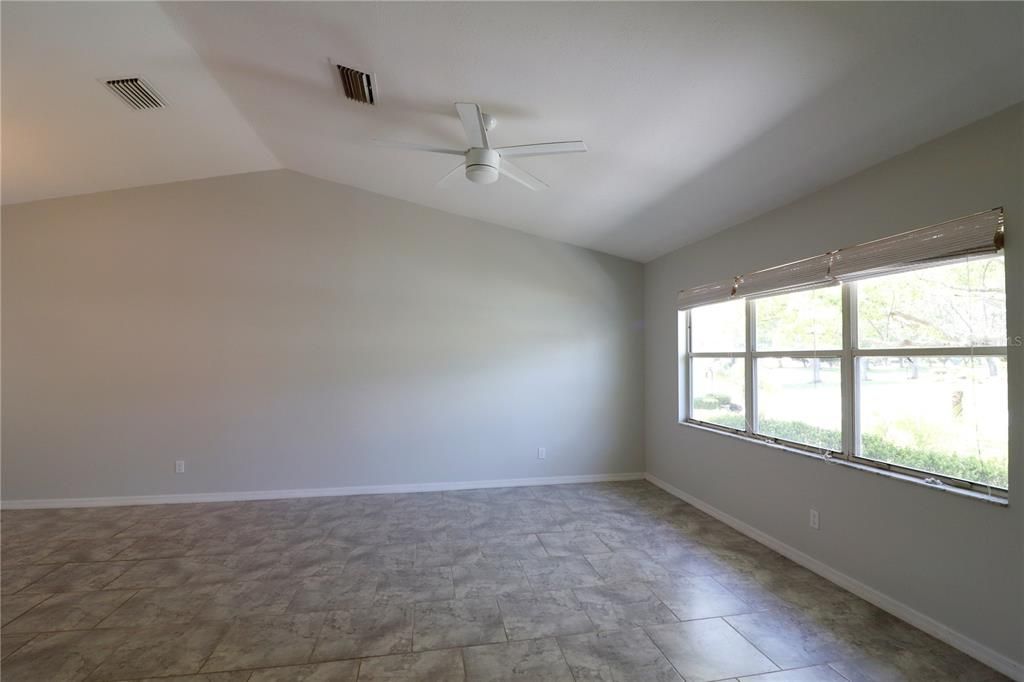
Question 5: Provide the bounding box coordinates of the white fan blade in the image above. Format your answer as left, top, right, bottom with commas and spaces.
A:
455, 102, 489, 149
496, 140, 587, 158
373, 139, 465, 156
500, 160, 549, 191
436, 162, 466, 188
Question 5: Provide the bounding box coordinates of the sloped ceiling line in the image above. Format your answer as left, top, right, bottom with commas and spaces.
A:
4, 2, 1022, 263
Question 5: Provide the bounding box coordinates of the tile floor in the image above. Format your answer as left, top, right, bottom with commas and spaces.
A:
0, 481, 1006, 681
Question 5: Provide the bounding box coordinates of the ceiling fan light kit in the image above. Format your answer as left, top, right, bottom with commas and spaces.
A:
465, 148, 500, 185
376, 102, 587, 190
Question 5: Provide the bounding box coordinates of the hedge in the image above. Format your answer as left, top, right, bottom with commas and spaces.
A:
697, 412, 1006, 488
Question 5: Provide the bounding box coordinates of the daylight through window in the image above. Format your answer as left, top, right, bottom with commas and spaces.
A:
677, 211, 1008, 495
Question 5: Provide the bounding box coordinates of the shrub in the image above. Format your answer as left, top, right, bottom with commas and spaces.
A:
859, 433, 1006, 488
700, 414, 1006, 488
693, 392, 737, 410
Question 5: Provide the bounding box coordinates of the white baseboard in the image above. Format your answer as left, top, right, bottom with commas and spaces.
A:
644, 473, 1023, 681
0, 472, 645, 510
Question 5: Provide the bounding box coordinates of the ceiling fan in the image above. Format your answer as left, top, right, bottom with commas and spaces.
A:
376, 102, 587, 190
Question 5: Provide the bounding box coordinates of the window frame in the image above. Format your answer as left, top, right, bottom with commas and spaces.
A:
680, 276, 1008, 499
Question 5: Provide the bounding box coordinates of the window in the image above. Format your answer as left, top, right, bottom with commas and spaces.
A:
677, 210, 1008, 497
687, 300, 746, 428
853, 258, 1008, 490
755, 286, 843, 451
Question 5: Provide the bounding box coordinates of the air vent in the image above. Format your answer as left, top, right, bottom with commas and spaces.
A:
105, 78, 165, 110
336, 65, 376, 105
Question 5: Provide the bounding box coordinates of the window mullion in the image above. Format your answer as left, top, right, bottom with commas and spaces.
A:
683, 311, 693, 422
746, 298, 756, 436
841, 282, 857, 458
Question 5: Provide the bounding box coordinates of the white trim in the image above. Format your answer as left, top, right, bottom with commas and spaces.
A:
644, 473, 1023, 681
0, 472, 645, 510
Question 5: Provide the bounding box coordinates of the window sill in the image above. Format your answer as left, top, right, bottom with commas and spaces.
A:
677, 419, 1009, 507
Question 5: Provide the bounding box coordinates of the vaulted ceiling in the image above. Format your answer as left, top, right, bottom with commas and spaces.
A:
4, 2, 1022, 261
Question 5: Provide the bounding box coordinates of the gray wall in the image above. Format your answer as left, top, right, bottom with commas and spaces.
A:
3, 101, 1020, 669
2, 170, 645, 500
645, 103, 1023, 663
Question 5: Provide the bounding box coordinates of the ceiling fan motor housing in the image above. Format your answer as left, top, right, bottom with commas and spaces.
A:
465, 148, 500, 184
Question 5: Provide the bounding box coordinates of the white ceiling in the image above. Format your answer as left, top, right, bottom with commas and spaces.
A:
4, 3, 1022, 262
0, 2, 279, 206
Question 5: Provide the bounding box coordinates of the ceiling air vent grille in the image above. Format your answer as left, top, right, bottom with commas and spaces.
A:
105, 77, 165, 110
336, 65, 376, 105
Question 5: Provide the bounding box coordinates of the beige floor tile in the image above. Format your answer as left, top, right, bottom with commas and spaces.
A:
137, 673, 251, 682
711, 572, 790, 611
725, 608, 861, 669
196, 580, 300, 621
247, 660, 359, 681
357, 648, 466, 681
3, 540, 74, 567
828, 650, 1008, 682
87, 622, 228, 681
1, 628, 130, 682
2, 564, 59, 594
739, 665, 849, 681
102, 558, 201, 589
21, 562, 134, 593
412, 598, 506, 651
497, 589, 594, 641
287, 574, 378, 612
649, 574, 754, 620
374, 566, 454, 602
520, 556, 604, 591
537, 531, 610, 556
646, 618, 779, 682
111, 538, 196, 560
558, 627, 682, 682
2, 589, 134, 632
584, 549, 671, 583
202, 612, 325, 672
39, 538, 139, 563
573, 582, 678, 631
478, 534, 549, 561
414, 541, 484, 567
463, 638, 574, 681
343, 544, 416, 573
1, 591, 51, 625
100, 584, 222, 628
1, 633, 36, 661
452, 560, 532, 599
310, 603, 412, 661
267, 545, 352, 578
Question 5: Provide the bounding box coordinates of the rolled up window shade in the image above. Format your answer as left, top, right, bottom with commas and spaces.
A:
829, 209, 1003, 282
675, 277, 739, 310
738, 252, 836, 300
677, 208, 1003, 311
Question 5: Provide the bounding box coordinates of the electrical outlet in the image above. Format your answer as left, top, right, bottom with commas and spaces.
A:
537, 447, 547, 460
175, 460, 185, 474
809, 508, 820, 530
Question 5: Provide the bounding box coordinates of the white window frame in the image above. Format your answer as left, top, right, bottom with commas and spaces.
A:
680, 279, 1008, 498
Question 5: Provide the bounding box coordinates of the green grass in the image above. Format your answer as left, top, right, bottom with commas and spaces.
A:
700, 412, 1007, 488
